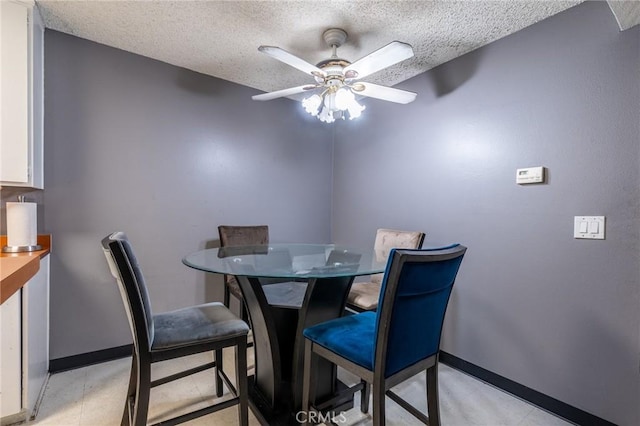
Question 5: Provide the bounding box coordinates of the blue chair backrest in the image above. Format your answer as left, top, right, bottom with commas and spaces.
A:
374, 245, 466, 377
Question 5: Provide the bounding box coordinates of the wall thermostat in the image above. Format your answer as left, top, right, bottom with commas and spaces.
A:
516, 166, 545, 184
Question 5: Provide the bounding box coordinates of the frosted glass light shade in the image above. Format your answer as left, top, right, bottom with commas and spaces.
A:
302, 87, 363, 123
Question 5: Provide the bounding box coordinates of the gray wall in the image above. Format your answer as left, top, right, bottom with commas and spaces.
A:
41, 2, 639, 425
333, 2, 639, 425
43, 31, 333, 360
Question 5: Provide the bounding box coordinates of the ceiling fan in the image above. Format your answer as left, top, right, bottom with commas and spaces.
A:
252, 28, 417, 123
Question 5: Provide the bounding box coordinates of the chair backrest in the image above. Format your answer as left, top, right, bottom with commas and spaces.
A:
218, 225, 269, 284
371, 228, 425, 284
102, 232, 154, 353
218, 225, 269, 247
374, 245, 466, 377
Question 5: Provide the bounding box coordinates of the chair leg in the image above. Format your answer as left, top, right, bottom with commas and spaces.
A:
236, 338, 249, 426
360, 379, 371, 413
223, 280, 231, 308
131, 357, 151, 426
215, 349, 224, 397
121, 356, 138, 426
239, 298, 249, 323
426, 364, 441, 426
301, 339, 313, 426
238, 298, 255, 350
372, 379, 386, 426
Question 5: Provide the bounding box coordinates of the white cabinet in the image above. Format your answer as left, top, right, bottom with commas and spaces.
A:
1, 289, 23, 421
0, 255, 49, 423
22, 255, 49, 418
0, 0, 44, 188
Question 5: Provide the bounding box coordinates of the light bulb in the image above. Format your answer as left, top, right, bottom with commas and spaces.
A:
302, 94, 322, 116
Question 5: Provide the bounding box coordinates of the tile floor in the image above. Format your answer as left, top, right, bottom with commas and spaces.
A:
31, 348, 573, 426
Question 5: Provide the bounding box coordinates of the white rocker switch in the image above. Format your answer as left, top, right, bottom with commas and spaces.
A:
579, 221, 588, 233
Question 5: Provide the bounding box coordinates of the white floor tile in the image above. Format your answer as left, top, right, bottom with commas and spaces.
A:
518, 407, 575, 426
31, 354, 573, 426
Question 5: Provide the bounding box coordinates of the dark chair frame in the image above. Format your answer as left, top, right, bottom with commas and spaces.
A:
102, 232, 249, 426
302, 246, 467, 426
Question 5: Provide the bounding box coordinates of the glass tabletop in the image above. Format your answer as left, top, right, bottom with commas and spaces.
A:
183, 243, 388, 279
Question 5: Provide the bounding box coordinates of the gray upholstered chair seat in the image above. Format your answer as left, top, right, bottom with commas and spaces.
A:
346, 281, 381, 311
153, 302, 250, 350
262, 281, 308, 308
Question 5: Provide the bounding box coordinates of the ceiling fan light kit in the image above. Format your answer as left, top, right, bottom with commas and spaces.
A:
252, 28, 417, 124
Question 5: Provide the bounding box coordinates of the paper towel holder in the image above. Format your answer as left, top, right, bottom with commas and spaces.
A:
2, 196, 42, 252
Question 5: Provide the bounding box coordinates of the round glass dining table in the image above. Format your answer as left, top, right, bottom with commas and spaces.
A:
183, 243, 388, 425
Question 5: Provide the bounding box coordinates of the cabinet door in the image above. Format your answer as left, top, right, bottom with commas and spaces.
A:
0, 289, 23, 418
0, 2, 44, 188
22, 255, 49, 418
0, 1, 30, 183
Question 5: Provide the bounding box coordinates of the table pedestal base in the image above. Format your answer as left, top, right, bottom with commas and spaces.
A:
237, 275, 357, 425
247, 376, 355, 426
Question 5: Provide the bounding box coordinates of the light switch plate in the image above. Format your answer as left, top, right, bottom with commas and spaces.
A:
574, 216, 605, 239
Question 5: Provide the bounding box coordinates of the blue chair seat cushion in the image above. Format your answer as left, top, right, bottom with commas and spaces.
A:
152, 302, 249, 350
303, 311, 376, 371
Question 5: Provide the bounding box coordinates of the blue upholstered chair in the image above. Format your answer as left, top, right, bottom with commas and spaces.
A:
302, 245, 466, 426
102, 232, 249, 426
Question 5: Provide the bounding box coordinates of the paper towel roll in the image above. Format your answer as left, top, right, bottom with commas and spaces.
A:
6, 202, 38, 247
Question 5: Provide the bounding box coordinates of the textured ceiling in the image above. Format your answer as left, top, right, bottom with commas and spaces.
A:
607, 0, 640, 30
37, 0, 586, 95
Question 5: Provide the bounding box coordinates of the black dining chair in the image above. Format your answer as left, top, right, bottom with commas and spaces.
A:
102, 232, 249, 426
218, 224, 308, 310
218, 225, 269, 319
302, 245, 466, 426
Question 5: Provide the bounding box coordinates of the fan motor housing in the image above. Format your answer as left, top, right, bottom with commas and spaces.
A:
314, 59, 350, 84
316, 59, 351, 69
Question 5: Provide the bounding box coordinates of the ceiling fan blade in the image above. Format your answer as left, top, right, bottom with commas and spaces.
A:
344, 41, 414, 80
258, 46, 325, 77
354, 82, 417, 104
252, 85, 315, 101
